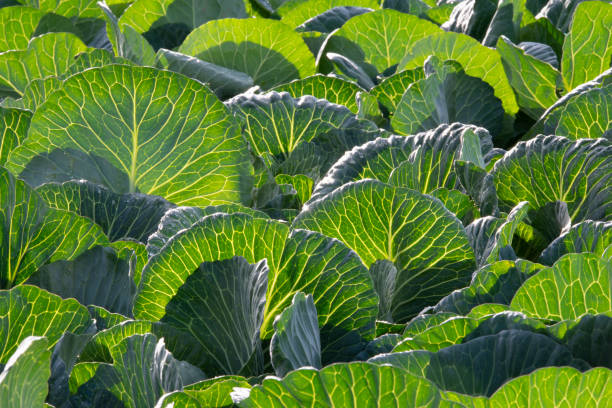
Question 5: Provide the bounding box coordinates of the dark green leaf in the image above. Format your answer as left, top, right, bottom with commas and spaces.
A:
271, 292, 322, 377
0, 167, 109, 288
296, 6, 373, 32
155, 48, 254, 100
371, 330, 581, 396
73, 334, 205, 408
540, 220, 612, 265
310, 123, 493, 203
392, 57, 505, 138
277, 0, 379, 27
37, 180, 174, 242
27, 246, 137, 316
227, 91, 380, 181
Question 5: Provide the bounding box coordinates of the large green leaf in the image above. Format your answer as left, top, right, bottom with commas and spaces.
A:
395, 316, 482, 353
540, 220, 612, 265
493, 136, 612, 223
402, 312, 461, 339
309, 123, 493, 203
272, 74, 362, 113
118, 0, 247, 49
497, 36, 560, 119
0, 337, 50, 408
160, 256, 268, 376
510, 253, 612, 321
561, 1, 612, 90
294, 180, 476, 322
0, 6, 44, 52
7, 65, 253, 206
277, 0, 380, 27
371, 330, 581, 396
434, 260, 546, 314
37, 180, 174, 242
178, 18, 316, 89
271, 292, 322, 377
26, 246, 137, 316
73, 334, 205, 408
237, 362, 443, 407
0, 167, 109, 288
0, 108, 30, 167
392, 57, 505, 137
227, 91, 380, 181
0, 32, 88, 96
134, 213, 378, 362
398, 31, 519, 117
328, 9, 442, 73
0, 285, 92, 363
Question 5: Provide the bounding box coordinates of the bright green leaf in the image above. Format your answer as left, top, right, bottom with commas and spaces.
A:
272, 74, 362, 113
0, 337, 50, 408
511, 253, 612, 320
0, 285, 91, 363
493, 136, 612, 222
0, 32, 88, 96
399, 31, 519, 116
561, 1, 612, 90
179, 18, 316, 89
7, 65, 253, 206
294, 179, 476, 322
